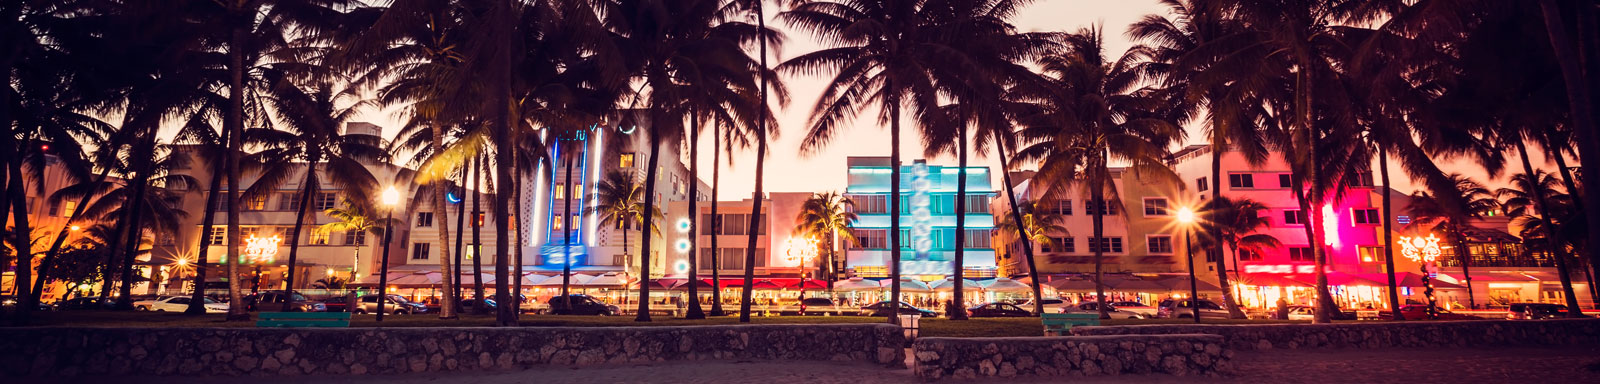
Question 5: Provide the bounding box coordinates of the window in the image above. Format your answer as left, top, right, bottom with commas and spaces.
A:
344, 230, 365, 246
474, 212, 486, 228
207, 227, 226, 245
1143, 198, 1169, 216
214, 195, 229, 212
554, 184, 565, 199
1350, 172, 1375, 187
60, 201, 77, 217
1351, 208, 1380, 225
245, 195, 267, 211
416, 212, 434, 227
309, 230, 330, 245
569, 214, 580, 231
410, 242, 431, 260
314, 192, 338, 210
1289, 247, 1314, 262
553, 214, 564, 231
240, 226, 260, 239
962, 229, 991, 248
1196, 177, 1209, 192
848, 194, 887, 214
1042, 237, 1073, 253
1088, 237, 1124, 253
854, 229, 888, 249
964, 195, 990, 213
1147, 236, 1173, 254
1046, 200, 1072, 216
718, 248, 746, 270
1238, 249, 1262, 261
1085, 200, 1119, 216
1278, 174, 1293, 189
1228, 173, 1255, 188
619, 153, 635, 168
277, 192, 301, 212
1283, 210, 1307, 225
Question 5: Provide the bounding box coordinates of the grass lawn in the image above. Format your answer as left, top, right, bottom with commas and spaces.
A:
8, 311, 1308, 337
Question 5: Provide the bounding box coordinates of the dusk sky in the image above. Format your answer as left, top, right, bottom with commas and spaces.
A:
347, 0, 1550, 200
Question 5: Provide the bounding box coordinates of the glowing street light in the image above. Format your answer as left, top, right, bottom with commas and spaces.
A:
69, 225, 81, 231
1176, 206, 1200, 323
377, 185, 400, 322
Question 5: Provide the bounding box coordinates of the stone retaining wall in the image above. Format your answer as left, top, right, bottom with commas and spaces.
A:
1071, 318, 1600, 351
0, 324, 905, 377
912, 334, 1229, 381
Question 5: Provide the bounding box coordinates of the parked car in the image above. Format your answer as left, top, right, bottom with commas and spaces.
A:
1062, 302, 1145, 319
460, 298, 498, 312
54, 297, 114, 311
353, 294, 428, 315
321, 295, 354, 312
1381, 305, 1483, 321
1155, 299, 1231, 319
243, 290, 327, 312
1104, 301, 1158, 318
773, 297, 850, 316
0, 296, 52, 311
1016, 297, 1071, 314
860, 301, 937, 317
546, 294, 619, 316
968, 302, 1032, 318
134, 296, 227, 313
1279, 305, 1357, 321
1507, 303, 1570, 320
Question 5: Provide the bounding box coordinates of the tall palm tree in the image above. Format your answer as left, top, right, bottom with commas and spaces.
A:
586, 170, 663, 278
1497, 170, 1585, 316
1194, 196, 1280, 318
316, 199, 391, 280
779, 0, 1014, 322
1537, 0, 1600, 279
1011, 26, 1182, 319
241, 78, 383, 307
994, 199, 1069, 257
1405, 173, 1496, 309
793, 192, 858, 292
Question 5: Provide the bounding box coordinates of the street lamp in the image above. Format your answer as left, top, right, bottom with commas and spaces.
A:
376, 185, 400, 322
1176, 206, 1200, 324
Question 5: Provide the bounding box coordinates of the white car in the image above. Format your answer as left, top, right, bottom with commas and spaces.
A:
1017, 298, 1071, 314
134, 296, 227, 313
1061, 302, 1146, 319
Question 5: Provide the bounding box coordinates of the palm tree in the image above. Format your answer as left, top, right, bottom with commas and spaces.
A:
241, 78, 383, 308
317, 199, 391, 281
779, 0, 1016, 323
1194, 196, 1280, 318
1497, 170, 1585, 316
1405, 173, 1496, 309
1537, 1, 1600, 279
1010, 26, 1182, 319
793, 192, 858, 292
994, 199, 1069, 258
586, 170, 663, 280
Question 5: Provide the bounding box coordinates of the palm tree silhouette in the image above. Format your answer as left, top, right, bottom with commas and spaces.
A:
793, 192, 859, 293
1195, 196, 1281, 318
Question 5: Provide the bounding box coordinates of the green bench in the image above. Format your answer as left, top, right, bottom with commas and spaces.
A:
256, 312, 352, 328
1041, 313, 1100, 336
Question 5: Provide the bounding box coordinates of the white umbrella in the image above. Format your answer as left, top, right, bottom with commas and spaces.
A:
978, 277, 1032, 292
521, 274, 550, 286
533, 273, 594, 286
880, 278, 932, 293
834, 277, 881, 291
580, 274, 628, 287
928, 278, 980, 291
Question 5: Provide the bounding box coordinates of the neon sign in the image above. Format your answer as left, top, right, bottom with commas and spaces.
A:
909, 162, 933, 260
1400, 234, 1442, 263
1242, 264, 1327, 274
1321, 205, 1339, 247
243, 235, 282, 264
783, 237, 818, 265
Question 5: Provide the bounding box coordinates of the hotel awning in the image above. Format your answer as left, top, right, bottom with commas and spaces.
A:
835, 277, 882, 291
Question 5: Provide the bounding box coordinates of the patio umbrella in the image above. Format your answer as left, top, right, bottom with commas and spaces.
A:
388, 271, 441, 286
834, 278, 881, 291
751, 279, 786, 289
1157, 276, 1220, 292
978, 278, 1031, 292
1043, 278, 1098, 291
879, 278, 933, 293
788, 279, 828, 290
521, 274, 551, 286
1102, 277, 1169, 292
533, 273, 594, 286
353, 271, 409, 286
928, 278, 980, 291
645, 278, 686, 290
455, 272, 496, 286
581, 274, 628, 287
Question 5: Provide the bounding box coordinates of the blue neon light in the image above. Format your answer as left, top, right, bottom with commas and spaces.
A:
446, 192, 462, 204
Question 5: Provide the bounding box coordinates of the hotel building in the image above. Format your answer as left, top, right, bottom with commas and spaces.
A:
842, 157, 998, 280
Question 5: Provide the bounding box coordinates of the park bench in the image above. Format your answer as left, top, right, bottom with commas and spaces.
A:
1041, 313, 1100, 336
256, 312, 352, 328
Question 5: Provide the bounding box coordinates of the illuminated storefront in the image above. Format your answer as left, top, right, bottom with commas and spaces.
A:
842, 157, 997, 280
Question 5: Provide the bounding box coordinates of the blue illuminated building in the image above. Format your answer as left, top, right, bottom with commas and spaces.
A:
842, 157, 997, 279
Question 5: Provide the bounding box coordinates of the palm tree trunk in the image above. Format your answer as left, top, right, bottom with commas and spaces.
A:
453, 164, 467, 311
4, 142, 34, 319
560, 143, 573, 311
686, 112, 705, 319
1516, 141, 1585, 316
98, 177, 136, 304
884, 91, 902, 325
1090, 164, 1109, 320
1210, 142, 1245, 319
512, 153, 524, 320
432, 126, 458, 320
1540, 1, 1600, 308
281, 157, 320, 310
995, 138, 1043, 315
741, 0, 771, 324
471, 156, 487, 314
1378, 145, 1403, 320
1452, 224, 1476, 309
115, 176, 151, 310
33, 167, 115, 304
710, 125, 724, 317
952, 125, 968, 320
1296, 64, 1338, 324
223, 17, 249, 321
638, 109, 665, 323
1551, 150, 1599, 306
186, 159, 225, 314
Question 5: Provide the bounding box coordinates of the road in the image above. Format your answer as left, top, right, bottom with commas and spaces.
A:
48, 345, 1600, 384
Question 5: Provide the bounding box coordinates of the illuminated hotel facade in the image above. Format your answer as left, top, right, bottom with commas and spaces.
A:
843, 157, 998, 280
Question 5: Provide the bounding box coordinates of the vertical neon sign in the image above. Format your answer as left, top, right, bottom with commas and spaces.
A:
910, 162, 933, 261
